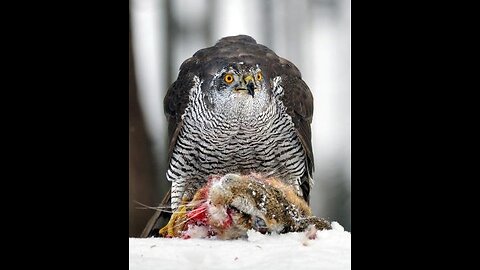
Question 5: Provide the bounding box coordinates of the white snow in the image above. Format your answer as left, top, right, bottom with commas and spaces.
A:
129, 222, 351, 270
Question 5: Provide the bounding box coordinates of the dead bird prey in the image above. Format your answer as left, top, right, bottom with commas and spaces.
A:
160, 173, 331, 239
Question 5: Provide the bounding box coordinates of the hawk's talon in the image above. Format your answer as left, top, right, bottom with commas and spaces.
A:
159, 202, 189, 237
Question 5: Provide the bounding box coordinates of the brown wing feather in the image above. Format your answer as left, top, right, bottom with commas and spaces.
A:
278, 70, 314, 203
164, 77, 192, 162
261, 53, 314, 203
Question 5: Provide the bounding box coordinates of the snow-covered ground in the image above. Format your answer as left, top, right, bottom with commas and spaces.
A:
129, 222, 351, 270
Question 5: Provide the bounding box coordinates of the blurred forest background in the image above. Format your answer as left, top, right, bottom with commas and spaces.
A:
129, 0, 351, 237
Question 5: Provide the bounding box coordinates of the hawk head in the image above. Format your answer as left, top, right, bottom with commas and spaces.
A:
171, 35, 298, 120
211, 63, 265, 98
203, 62, 274, 118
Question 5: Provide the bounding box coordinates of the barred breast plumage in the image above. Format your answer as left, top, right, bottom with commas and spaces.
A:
167, 76, 307, 210
141, 35, 314, 237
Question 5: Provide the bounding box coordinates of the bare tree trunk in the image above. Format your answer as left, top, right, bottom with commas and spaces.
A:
129, 22, 157, 237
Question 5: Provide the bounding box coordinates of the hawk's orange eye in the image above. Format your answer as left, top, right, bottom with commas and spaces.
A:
256, 72, 263, 81
224, 74, 234, 84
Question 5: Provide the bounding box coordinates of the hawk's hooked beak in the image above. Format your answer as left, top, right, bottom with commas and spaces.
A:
244, 75, 255, 98
234, 74, 255, 97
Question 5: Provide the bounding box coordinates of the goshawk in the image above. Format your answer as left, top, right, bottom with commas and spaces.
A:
142, 35, 314, 237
